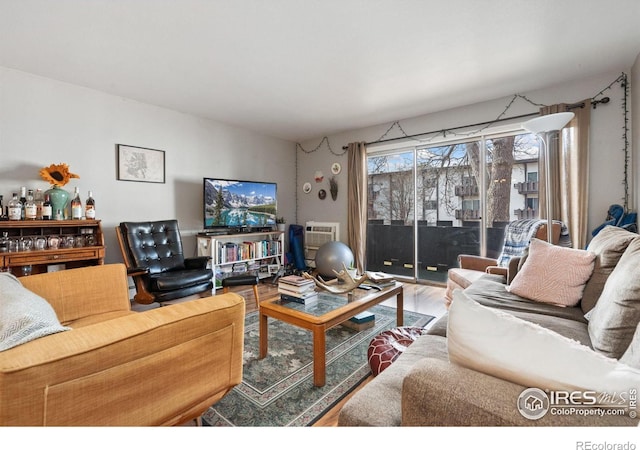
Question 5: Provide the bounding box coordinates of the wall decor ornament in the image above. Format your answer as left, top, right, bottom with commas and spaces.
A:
314, 170, 324, 183
329, 176, 338, 201
303, 182, 312, 194
318, 189, 326, 200
331, 162, 341, 175
117, 144, 165, 183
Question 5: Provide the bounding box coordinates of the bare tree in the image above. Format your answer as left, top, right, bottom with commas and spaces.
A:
485, 136, 515, 225
390, 171, 413, 222
368, 135, 528, 225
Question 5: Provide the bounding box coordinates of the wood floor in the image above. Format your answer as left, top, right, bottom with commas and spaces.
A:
148, 278, 448, 427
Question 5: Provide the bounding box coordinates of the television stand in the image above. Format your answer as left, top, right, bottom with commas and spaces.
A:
198, 231, 229, 237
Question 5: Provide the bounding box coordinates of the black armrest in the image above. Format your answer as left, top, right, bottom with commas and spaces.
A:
184, 256, 210, 270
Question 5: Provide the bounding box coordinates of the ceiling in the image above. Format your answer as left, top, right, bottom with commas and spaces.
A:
1, 1, 640, 143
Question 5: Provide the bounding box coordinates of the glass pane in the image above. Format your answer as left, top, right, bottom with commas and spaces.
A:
415, 143, 481, 282
485, 133, 540, 258
367, 151, 415, 277
512, 132, 541, 221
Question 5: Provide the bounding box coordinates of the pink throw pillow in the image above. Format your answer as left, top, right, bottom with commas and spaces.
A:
507, 238, 596, 307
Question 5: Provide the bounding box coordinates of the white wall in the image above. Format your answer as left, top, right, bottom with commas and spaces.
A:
632, 53, 639, 213
0, 68, 296, 263
297, 69, 636, 245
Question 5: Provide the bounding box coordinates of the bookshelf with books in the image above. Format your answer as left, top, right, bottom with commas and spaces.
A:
197, 230, 284, 292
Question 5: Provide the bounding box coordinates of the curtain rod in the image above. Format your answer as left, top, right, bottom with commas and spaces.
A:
342, 112, 538, 150
342, 97, 609, 150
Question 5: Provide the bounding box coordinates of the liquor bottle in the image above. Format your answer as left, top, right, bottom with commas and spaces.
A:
19, 186, 27, 220
71, 187, 83, 220
7, 192, 22, 221
85, 190, 96, 219
24, 189, 37, 220
0, 195, 4, 220
41, 193, 52, 220
34, 188, 44, 220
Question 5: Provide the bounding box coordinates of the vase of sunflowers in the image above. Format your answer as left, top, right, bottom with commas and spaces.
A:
40, 163, 79, 220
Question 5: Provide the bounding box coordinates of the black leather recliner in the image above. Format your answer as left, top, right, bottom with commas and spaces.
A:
116, 220, 213, 304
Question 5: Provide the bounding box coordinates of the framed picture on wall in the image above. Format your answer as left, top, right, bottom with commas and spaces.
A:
117, 144, 165, 183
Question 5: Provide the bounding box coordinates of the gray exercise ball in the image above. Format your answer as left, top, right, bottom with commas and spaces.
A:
315, 241, 355, 278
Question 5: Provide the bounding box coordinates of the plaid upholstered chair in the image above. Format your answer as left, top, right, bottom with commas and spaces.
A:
444, 219, 563, 306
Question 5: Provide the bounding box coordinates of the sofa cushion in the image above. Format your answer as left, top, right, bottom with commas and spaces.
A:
447, 290, 640, 397
620, 325, 640, 370
507, 238, 595, 307
0, 273, 70, 352
337, 334, 448, 426
464, 277, 589, 324
582, 225, 639, 314
587, 238, 640, 359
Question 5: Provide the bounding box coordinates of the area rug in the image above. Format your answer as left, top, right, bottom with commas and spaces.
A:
202, 304, 434, 427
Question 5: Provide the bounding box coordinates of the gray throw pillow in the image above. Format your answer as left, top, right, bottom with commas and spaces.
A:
587, 238, 640, 359
0, 272, 70, 352
581, 226, 638, 314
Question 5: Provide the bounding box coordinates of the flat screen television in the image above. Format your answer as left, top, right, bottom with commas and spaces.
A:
203, 177, 277, 230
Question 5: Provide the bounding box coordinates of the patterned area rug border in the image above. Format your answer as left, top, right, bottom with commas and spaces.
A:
203, 304, 434, 427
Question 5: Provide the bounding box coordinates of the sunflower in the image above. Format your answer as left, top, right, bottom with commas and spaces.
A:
39, 163, 80, 187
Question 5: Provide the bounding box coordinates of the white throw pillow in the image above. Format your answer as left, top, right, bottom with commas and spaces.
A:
447, 289, 640, 398
0, 272, 70, 351
507, 238, 596, 307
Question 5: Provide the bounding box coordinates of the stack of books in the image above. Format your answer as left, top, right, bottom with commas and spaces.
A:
363, 271, 396, 289
343, 311, 375, 331
278, 274, 318, 304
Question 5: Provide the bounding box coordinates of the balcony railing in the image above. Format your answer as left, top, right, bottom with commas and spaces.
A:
514, 208, 539, 219
514, 181, 539, 194
455, 209, 481, 220
454, 185, 479, 196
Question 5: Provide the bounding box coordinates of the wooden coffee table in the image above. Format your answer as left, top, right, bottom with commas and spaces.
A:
259, 282, 404, 387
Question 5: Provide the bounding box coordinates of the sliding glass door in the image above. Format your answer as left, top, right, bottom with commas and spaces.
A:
366, 148, 415, 277
366, 130, 540, 284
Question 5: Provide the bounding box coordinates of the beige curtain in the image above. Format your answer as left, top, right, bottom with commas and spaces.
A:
347, 142, 367, 273
538, 101, 591, 248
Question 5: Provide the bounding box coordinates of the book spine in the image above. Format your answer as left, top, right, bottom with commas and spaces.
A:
278, 287, 316, 297
280, 293, 318, 304
278, 284, 315, 293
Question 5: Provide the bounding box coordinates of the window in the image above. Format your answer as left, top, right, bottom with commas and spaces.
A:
526, 197, 538, 210
366, 128, 540, 283
424, 200, 437, 210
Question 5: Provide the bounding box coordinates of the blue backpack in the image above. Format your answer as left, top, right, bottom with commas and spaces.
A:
591, 204, 638, 237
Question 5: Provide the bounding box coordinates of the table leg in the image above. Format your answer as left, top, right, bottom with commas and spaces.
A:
259, 311, 268, 359
396, 288, 404, 326
312, 325, 326, 387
